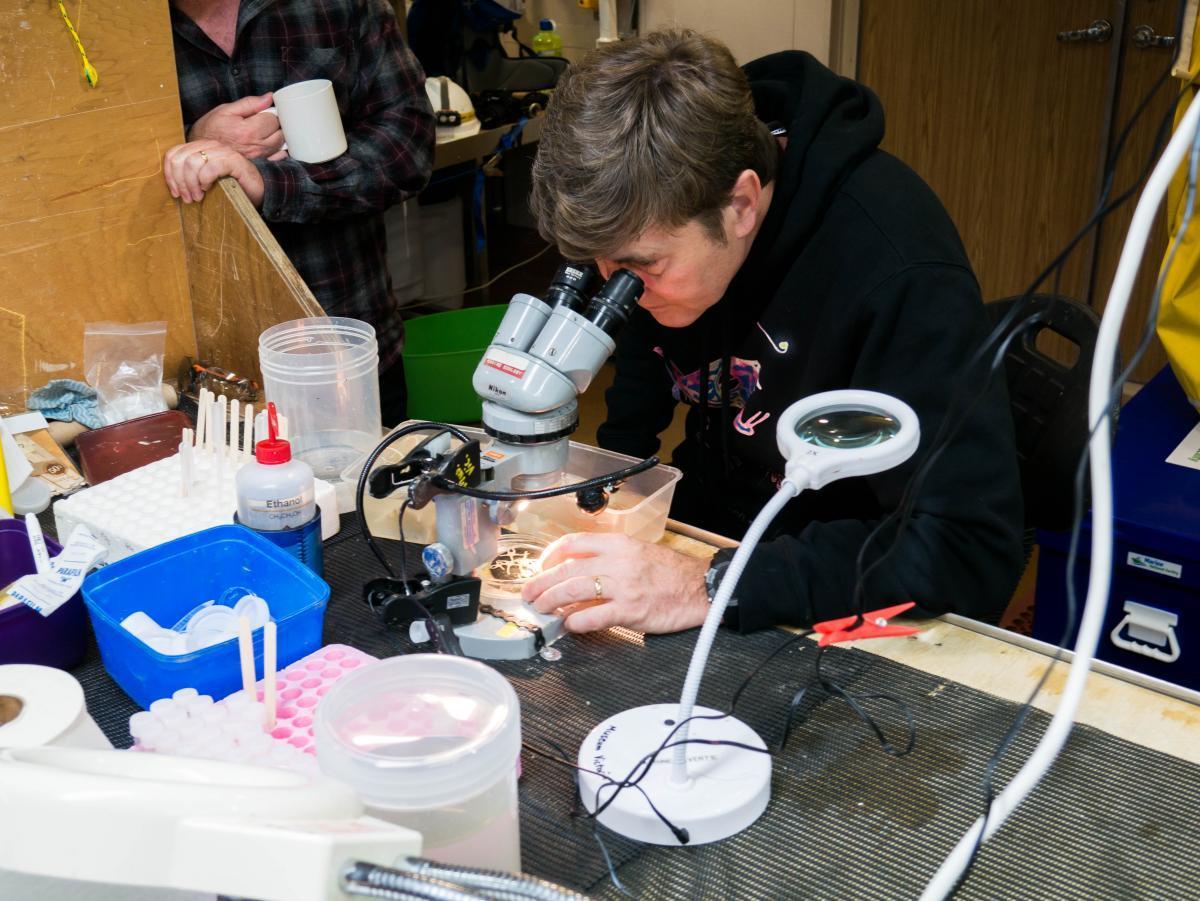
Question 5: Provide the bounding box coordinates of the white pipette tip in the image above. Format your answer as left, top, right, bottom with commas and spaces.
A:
243, 404, 255, 462
229, 398, 241, 458
194, 389, 207, 450
264, 619, 277, 730
178, 439, 193, 498
216, 395, 228, 462
237, 615, 256, 698
24, 513, 50, 575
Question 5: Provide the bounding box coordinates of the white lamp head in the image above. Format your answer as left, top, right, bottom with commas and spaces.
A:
776, 389, 920, 490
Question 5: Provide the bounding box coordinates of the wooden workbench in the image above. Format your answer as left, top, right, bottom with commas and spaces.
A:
658, 523, 1200, 767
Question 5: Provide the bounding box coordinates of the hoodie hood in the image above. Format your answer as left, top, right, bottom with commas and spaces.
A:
730, 51, 886, 315
645, 52, 886, 369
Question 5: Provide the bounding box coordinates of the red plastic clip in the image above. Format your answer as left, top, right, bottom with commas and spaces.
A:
813, 602, 920, 646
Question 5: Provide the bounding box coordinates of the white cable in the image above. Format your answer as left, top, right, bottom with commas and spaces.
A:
670, 477, 804, 784
920, 88, 1200, 901
419, 244, 553, 303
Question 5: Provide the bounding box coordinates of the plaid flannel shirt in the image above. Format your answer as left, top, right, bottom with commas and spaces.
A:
171, 0, 435, 369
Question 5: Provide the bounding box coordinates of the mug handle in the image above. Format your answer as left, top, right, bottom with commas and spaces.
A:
261, 106, 287, 153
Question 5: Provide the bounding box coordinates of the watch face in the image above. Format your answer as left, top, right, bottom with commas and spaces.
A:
794, 409, 899, 449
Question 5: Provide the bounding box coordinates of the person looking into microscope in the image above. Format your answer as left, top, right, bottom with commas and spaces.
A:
521, 30, 1024, 635
160, 0, 434, 425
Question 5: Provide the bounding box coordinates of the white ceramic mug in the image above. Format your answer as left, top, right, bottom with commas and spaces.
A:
268, 79, 347, 164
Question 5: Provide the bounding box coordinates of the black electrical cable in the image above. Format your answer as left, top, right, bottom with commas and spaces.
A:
355, 422, 471, 578
430, 456, 660, 502
849, 8, 1195, 629
523, 625, 913, 860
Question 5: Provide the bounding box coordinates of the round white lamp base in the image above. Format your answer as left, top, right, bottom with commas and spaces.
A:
576, 704, 771, 846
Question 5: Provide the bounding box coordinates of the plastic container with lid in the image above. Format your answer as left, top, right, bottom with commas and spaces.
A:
314, 655, 522, 872
343, 421, 682, 544
258, 317, 381, 504
531, 19, 564, 57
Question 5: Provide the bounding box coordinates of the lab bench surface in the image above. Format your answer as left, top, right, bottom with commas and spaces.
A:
64, 514, 1200, 900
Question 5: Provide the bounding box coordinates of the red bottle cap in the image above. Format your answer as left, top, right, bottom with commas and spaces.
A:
255, 402, 292, 465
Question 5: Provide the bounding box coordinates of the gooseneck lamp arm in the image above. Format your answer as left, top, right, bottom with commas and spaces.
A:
670, 390, 921, 785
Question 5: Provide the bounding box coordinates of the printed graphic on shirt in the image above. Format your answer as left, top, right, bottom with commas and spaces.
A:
654, 348, 762, 409
733, 409, 771, 436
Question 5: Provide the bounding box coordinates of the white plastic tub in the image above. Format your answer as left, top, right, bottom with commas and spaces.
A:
343, 422, 682, 544
314, 655, 521, 871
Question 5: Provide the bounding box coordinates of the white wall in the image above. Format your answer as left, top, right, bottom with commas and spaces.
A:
639, 0, 832, 65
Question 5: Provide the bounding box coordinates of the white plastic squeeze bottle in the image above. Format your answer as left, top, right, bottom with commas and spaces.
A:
235, 402, 316, 531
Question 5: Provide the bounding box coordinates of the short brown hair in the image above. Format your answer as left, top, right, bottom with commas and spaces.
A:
530, 30, 779, 262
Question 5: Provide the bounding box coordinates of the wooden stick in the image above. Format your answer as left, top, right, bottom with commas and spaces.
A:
236, 615, 256, 698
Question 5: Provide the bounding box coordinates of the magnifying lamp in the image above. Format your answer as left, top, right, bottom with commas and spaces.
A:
576, 389, 920, 845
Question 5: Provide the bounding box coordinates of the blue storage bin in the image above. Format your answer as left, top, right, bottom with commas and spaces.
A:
81, 525, 330, 708
1033, 368, 1200, 690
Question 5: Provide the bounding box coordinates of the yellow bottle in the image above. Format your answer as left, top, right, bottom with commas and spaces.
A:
0, 436, 12, 516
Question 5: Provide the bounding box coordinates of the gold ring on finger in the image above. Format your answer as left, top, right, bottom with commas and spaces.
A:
195, 149, 209, 164
593, 576, 604, 600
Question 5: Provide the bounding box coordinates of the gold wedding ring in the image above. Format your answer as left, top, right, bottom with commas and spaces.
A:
196, 149, 209, 164
594, 576, 604, 600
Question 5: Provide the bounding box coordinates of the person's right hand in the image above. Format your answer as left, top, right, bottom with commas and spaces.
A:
187, 94, 285, 160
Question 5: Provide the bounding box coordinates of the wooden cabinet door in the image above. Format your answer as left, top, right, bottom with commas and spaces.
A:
1091, 0, 1182, 381
859, 2, 1116, 308
859, 1, 1186, 380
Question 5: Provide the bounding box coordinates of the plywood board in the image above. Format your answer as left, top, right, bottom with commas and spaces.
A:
183, 178, 323, 387
0, 0, 194, 413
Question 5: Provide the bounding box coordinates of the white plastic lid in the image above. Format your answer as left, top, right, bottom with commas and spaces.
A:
314, 655, 520, 810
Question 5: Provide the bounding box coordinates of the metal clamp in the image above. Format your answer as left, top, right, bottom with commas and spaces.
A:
1057, 19, 1112, 44
1110, 600, 1180, 663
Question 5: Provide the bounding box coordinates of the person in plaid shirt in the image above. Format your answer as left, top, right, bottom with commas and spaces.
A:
161, 0, 435, 424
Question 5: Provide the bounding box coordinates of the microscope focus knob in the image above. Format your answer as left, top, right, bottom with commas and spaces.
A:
422, 543, 455, 580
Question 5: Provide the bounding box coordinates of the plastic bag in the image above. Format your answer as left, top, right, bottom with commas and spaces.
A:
82, 321, 168, 426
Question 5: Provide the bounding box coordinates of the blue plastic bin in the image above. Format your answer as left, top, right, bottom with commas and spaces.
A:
1033, 368, 1200, 691
81, 525, 330, 708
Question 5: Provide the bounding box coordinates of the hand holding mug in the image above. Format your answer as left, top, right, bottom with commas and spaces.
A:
186, 93, 285, 160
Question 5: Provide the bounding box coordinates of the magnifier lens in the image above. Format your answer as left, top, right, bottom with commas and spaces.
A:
795, 409, 900, 449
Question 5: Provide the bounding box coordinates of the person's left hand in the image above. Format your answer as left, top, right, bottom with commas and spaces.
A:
162, 139, 266, 207
522, 533, 712, 634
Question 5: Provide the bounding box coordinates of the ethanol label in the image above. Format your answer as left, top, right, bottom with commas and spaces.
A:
1127, 552, 1182, 580
243, 488, 316, 527
483, 347, 527, 379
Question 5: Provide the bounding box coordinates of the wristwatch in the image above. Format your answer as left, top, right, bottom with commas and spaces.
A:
704, 553, 738, 609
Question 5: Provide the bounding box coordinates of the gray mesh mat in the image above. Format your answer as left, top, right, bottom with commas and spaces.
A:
68, 517, 1200, 899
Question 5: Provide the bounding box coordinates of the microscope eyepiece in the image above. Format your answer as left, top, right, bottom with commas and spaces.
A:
544, 262, 599, 313
586, 268, 644, 336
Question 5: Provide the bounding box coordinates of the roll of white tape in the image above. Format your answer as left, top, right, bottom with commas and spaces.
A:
0, 665, 111, 750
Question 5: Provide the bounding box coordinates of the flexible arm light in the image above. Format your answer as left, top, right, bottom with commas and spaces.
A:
576, 390, 919, 846
670, 390, 921, 782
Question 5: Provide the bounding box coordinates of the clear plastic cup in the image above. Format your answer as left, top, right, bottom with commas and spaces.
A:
258, 318, 381, 501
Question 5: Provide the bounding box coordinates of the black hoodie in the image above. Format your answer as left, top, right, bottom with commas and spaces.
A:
597, 52, 1025, 630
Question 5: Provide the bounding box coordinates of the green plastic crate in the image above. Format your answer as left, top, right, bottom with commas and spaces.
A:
403, 305, 508, 423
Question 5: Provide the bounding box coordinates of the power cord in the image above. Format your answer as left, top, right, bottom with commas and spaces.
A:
522, 624, 913, 870
925, 41, 1200, 901
948, 90, 1200, 897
